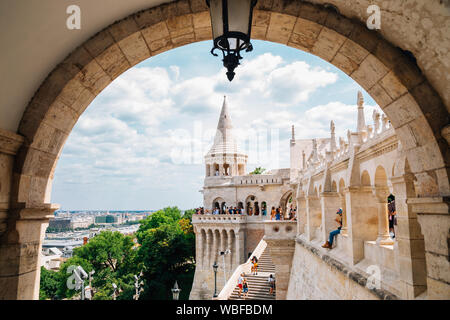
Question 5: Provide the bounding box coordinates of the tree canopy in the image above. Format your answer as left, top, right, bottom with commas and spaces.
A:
250, 167, 266, 174
40, 207, 196, 300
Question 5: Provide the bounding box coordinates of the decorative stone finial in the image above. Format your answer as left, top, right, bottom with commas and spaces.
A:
356, 91, 366, 133
372, 110, 380, 133
330, 120, 336, 153
357, 91, 364, 108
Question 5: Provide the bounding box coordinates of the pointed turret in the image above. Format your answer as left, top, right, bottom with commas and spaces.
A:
356, 91, 366, 133
330, 120, 336, 153
208, 96, 240, 155
205, 96, 247, 177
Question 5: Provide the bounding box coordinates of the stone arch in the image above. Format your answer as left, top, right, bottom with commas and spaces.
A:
280, 190, 293, 216
245, 194, 257, 215
374, 165, 388, 188
338, 178, 346, 194
361, 170, 371, 187
3, 0, 450, 300
10, 0, 448, 211
212, 197, 224, 213
331, 180, 337, 192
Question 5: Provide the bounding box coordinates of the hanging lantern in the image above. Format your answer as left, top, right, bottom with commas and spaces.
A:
206, 0, 258, 81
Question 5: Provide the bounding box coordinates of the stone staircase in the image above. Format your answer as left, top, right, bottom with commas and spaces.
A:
228, 249, 276, 300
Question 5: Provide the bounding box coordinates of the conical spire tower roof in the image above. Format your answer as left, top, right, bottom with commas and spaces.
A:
207, 96, 245, 156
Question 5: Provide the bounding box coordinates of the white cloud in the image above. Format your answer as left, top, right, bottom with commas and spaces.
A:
52, 51, 375, 210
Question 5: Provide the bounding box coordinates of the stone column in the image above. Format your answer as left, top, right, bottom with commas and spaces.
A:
227, 230, 233, 270
296, 195, 307, 235
196, 228, 204, 270
0, 204, 59, 300
391, 175, 427, 299
234, 229, 245, 265
410, 197, 450, 300
209, 164, 215, 177
305, 196, 321, 241
218, 164, 224, 176
373, 187, 393, 245
212, 231, 220, 265
320, 192, 341, 243
205, 231, 212, 270
345, 186, 378, 265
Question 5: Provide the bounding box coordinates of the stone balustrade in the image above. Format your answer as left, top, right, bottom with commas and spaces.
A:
192, 214, 247, 224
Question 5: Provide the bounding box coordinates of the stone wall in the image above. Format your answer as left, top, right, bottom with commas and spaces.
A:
286, 239, 395, 300
245, 222, 265, 259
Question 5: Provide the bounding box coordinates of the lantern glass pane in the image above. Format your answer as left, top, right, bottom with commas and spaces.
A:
228, 38, 238, 50
209, 0, 224, 39
227, 0, 252, 35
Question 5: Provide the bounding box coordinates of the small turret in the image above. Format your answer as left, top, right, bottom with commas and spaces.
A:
356, 91, 366, 133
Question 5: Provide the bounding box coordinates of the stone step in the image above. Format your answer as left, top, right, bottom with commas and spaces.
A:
227, 244, 276, 300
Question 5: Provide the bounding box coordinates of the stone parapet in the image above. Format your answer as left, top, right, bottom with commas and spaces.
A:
293, 236, 399, 300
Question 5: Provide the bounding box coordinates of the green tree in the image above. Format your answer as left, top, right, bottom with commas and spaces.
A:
73, 230, 141, 298
250, 167, 266, 174
137, 207, 195, 300
39, 267, 59, 300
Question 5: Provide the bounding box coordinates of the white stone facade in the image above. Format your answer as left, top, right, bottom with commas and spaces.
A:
191, 91, 448, 300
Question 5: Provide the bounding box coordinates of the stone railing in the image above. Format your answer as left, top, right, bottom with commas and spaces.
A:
215, 238, 268, 300
235, 175, 283, 186
192, 214, 247, 224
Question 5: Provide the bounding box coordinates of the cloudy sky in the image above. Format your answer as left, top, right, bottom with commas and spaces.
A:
51, 40, 382, 211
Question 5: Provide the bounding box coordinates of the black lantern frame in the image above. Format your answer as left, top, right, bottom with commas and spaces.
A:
206, 0, 258, 81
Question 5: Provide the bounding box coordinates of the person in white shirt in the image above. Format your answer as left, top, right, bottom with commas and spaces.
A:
238, 273, 244, 298
268, 274, 275, 295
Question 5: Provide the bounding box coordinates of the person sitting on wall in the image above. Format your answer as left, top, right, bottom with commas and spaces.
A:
322, 208, 343, 249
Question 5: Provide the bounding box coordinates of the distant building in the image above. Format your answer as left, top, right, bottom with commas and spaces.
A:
95, 215, 118, 224
48, 218, 71, 230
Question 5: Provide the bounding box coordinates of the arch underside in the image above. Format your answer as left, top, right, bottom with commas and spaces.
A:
12, 0, 449, 208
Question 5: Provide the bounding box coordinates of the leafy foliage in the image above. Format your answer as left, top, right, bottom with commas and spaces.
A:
137, 207, 196, 300
250, 167, 266, 174
39, 267, 59, 300
40, 207, 196, 300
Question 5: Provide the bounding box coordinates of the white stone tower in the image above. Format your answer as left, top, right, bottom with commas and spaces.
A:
205, 96, 247, 177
